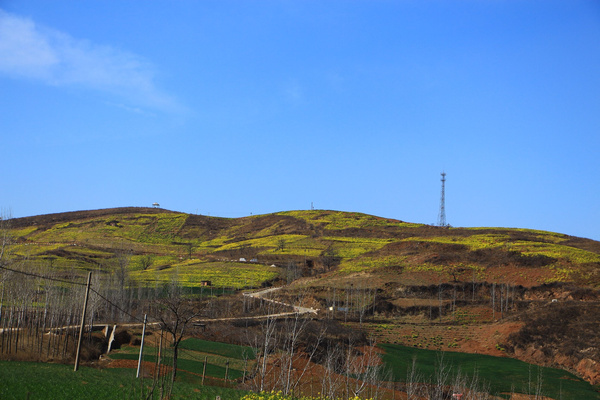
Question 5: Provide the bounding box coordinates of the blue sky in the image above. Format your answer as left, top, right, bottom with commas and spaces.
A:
1, 0, 599, 240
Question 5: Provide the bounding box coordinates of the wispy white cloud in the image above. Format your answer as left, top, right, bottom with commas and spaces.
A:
105, 101, 153, 116
0, 9, 181, 113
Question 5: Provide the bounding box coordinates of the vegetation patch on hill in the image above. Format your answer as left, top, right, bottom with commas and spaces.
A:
130, 261, 280, 289
7, 207, 600, 288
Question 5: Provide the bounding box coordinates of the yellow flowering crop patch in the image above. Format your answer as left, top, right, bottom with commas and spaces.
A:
510, 241, 600, 264
131, 261, 280, 289
401, 234, 512, 250
278, 210, 421, 230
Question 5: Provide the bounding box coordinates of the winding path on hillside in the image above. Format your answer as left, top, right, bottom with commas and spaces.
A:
0, 285, 319, 335
242, 286, 319, 315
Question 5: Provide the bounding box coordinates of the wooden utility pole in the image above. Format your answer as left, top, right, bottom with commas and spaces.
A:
242, 358, 248, 383
225, 360, 229, 384
74, 271, 92, 372
492, 283, 496, 321
136, 314, 148, 378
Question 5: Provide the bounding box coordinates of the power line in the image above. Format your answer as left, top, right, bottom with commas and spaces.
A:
88, 287, 145, 324
0, 263, 87, 286
0, 263, 146, 324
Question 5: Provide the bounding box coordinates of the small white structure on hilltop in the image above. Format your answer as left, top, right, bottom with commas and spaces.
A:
152, 202, 160, 208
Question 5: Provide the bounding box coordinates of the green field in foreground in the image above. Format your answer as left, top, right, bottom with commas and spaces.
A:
2, 348, 599, 400
179, 338, 256, 360
380, 343, 600, 399
108, 352, 245, 380
0, 361, 246, 400
108, 339, 254, 380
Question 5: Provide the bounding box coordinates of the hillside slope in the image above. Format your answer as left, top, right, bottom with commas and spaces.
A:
3, 207, 600, 387
5, 207, 600, 288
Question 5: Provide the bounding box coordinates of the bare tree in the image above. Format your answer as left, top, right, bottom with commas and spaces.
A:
354, 285, 376, 325
254, 310, 278, 392
432, 352, 451, 400
321, 339, 344, 399
533, 366, 544, 400
0, 211, 11, 328
285, 261, 301, 284
153, 281, 202, 387
340, 336, 388, 400
114, 247, 131, 298
0, 211, 11, 267
277, 295, 324, 396
406, 356, 424, 400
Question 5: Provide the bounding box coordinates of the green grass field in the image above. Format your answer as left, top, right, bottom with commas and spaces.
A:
0, 361, 247, 400
380, 343, 600, 399
109, 351, 245, 380
108, 341, 251, 381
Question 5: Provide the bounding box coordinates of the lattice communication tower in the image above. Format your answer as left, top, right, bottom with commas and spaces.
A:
437, 172, 448, 227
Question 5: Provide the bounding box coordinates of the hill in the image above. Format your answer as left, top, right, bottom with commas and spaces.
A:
2, 207, 600, 392
5, 207, 600, 288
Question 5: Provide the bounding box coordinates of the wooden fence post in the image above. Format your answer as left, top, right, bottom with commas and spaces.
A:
74, 271, 92, 372
225, 360, 229, 385
136, 314, 148, 378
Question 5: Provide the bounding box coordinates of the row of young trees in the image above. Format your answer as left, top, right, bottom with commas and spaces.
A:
0, 211, 95, 361
319, 281, 525, 324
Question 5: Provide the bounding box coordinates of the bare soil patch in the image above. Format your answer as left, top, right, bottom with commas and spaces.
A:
106, 359, 171, 378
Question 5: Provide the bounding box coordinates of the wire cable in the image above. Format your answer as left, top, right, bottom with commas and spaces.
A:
0, 263, 148, 324
0, 263, 87, 286
88, 287, 146, 324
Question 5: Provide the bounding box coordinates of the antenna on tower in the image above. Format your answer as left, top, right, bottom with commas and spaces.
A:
438, 172, 448, 227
